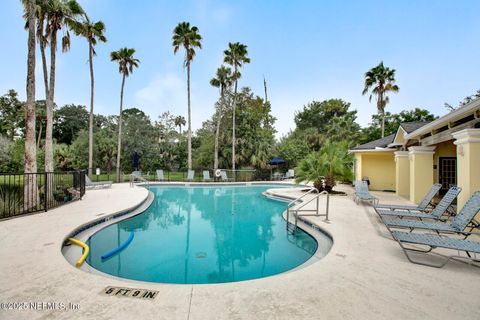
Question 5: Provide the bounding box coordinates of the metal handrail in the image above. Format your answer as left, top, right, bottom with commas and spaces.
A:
286, 188, 317, 225
129, 174, 150, 189
287, 189, 330, 233
287, 187, 318, 208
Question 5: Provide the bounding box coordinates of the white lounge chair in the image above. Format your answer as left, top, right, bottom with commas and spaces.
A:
220, 170, 233, 182
156, 169, 165, 181
85, 175, 112, 189
283, 169, 295, 180
203, 170, 211, 182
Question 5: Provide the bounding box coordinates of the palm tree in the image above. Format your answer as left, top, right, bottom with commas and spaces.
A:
362, 62, 399, 138
223, 42, 250, 178
172, 21, 202, 170
69, 15, 107, 177
174, 115, 186, 133
110, 48, 140, 182
210, 66, 234, 171
25, 0, 84, 173
23, 0, 38, 207
295, 140, 353, 192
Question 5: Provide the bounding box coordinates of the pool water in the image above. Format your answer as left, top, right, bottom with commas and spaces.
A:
86, 185, 328, 284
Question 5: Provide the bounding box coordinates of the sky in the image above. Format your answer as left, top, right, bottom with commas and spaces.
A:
1, 0, 479, 139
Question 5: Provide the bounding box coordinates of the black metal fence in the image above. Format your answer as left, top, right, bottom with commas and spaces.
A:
87, 168, 267, 183
0, 170, 86, 220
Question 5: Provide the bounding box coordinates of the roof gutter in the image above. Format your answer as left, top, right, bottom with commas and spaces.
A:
405, 98, 480, 140
349, 148, 395, 153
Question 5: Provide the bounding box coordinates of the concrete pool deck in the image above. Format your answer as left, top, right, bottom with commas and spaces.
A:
0, 183, 478, 320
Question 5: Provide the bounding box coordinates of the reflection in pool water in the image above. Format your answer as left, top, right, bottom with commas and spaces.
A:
86, 185, 330, 284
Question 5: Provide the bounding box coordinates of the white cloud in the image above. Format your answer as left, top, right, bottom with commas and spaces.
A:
211, 7, 231, 24
194, 0, 231, 25
134, 72, 186, 117
134, 72, 217, 130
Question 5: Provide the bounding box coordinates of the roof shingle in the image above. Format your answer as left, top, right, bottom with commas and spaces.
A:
352, 134, 395, 150
399, 121, 430, 133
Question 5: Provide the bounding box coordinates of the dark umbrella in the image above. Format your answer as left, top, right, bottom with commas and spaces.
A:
268, 157, 286, 165
268, 157, 286, 180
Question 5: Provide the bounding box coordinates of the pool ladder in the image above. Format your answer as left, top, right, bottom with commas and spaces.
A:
286, 188, 330, 234
129, 174, 150, 189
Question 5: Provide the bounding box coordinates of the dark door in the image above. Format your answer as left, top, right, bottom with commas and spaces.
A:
439, 157, 457, 193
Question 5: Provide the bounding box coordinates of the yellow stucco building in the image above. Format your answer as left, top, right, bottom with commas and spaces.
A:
351, 98, 480, 213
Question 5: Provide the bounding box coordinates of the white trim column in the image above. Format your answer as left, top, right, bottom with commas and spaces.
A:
453, 128, 480, 209
394, 151, 409, 198
409, 146, 436, 204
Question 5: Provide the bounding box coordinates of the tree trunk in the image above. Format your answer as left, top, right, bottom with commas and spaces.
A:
232, 67, 238, 180
381, 110, 385, 138
116, 74, 125, 183
24, 0, 38, 208
39, 18, 49, 98
377, 91, 385, 138
37, 122, 42, 148
45, 30, 56, 173
88, 41, 94, 177
187, 64, 192, 170
214, 87, 224, 171
38, 19, 48, 152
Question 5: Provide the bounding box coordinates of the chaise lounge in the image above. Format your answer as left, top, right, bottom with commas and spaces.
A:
374, 183, 442, 212
85, 175, 112, 189
156, 169, 165, 181
391, 230, 480, 268
353, 180, 378, 205
220, 170, 233, 182
375, 186, 461, 220
382, 191, 480, 235
203, 170, 212, 182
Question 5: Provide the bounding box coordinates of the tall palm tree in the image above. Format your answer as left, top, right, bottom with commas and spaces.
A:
172, 22, 202, 170
36, 0, 84, 173
110, 48, 140, 182
69, 15, 107, 177
174, 115, 186, 133
23, 0, 38, 207
362, 62, 399, 138
210, 66, 234, 171
22, 0, 49, 111
223, 42, 250, 178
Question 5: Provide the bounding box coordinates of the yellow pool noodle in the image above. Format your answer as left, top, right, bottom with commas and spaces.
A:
68, 237, 90, 267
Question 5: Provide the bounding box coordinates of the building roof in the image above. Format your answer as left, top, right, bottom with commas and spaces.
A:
351, 133, 395, 150
399, 121, 431, 134
405, 98, 480, 140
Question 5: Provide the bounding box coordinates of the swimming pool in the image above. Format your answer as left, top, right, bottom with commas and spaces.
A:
85, 185, 331, 284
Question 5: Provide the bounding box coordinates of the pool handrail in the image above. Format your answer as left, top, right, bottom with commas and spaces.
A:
68, 237, 90, 267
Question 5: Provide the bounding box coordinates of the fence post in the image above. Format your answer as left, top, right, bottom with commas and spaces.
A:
44, 171, 48, 212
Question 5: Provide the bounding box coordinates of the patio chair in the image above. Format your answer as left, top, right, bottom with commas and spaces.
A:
156, 169, 165, 181
353, 180, 378, 205
283, 169, 295, 180
381, 191, 480, 234
376, 186, 461, 220
390, 230, 480, 268
374, 183, 442, 212
184, 170, 195, 182
220, 170, 233, 182
203, 170, 212, 182
85, 175, 112, 189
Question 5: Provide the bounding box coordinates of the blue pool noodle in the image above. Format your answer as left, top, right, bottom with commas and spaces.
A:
101, 232, 135, 260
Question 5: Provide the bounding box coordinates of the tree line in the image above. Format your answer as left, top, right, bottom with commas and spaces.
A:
18, 0, 254, 184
